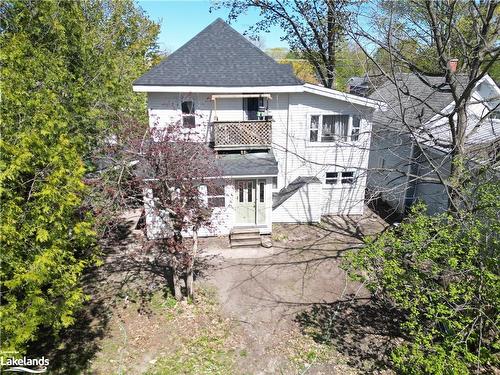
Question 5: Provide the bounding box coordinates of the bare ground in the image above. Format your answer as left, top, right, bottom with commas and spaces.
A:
30, 208, 402, 374
199, 211, 399, 374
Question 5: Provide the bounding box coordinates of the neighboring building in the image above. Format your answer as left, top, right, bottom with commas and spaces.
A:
346, 75, 372, 97
367, 72, 500, 215
133, 18, 380, 238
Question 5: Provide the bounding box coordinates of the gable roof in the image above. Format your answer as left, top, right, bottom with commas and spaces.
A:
134, 18, 303, 87
369, 73, 469, 129
370, 73, 500, 150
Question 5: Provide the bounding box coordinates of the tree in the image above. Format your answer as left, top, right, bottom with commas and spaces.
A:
212, 0, 356, 88
351, 0, 499, 212
0, 0, 158, 354
137, 126, 223, 300
343, 182, 500, 373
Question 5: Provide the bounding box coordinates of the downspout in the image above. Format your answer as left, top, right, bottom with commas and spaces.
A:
284, 93, 290, 185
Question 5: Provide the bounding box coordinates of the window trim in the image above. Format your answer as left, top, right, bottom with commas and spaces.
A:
323, 170, 356, 187
307, 113, 362, 144
200, 183, 226, 208
181, 100, 196, 128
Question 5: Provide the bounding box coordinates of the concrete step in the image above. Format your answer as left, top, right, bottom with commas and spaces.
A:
231, 238, 262, 248
231, 227, 261, 234
230, 232, 261, 241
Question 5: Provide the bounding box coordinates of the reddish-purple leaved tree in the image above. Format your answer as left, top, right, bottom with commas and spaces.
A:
138, 124, 223, 300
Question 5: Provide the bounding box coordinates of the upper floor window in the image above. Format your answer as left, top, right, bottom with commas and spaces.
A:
351, 116, 361, 141
181, 100, 195, 128
308, 114, 362, 142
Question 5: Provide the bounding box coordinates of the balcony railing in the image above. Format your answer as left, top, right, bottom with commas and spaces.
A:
213, 120, 272, 150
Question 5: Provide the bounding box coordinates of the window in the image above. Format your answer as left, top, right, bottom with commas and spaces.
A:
351, 116, 361, 141
238, 183, 244, 203
322, 115, 349, 141
325, 172, 338, 184
490, 110, 500, 120
378, 156, 385, 169
309, 114, 358, 143
207, 182, 225, 208
259, 181, 265, 203
325, 171, 355, 185
310, 115, 319, 142
200, 183, 225, 208
247, 181, 253, 202
341, 172, 354, 184
181, 100, 195, 128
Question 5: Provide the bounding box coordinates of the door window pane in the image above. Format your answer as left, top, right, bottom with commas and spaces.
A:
239, 183, 244, 202
259, 182, 265, 202
247, 181, 253, 202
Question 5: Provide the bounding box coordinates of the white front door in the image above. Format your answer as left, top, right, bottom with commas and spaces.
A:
235, 180, 256, 225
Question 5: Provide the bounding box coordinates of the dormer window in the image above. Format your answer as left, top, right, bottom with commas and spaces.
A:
181, 100, 195, 128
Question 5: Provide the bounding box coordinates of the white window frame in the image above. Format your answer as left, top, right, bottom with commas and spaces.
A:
181, 100, 196, 128
307, 113, 362, 144
208, 183, 226, 208
323, 170, 356, 188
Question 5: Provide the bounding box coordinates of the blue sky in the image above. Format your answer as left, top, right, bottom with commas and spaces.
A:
136, 0, 290, 53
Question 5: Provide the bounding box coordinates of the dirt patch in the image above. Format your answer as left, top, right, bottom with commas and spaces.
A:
33, 208, 395, 374
199, 208, 394, 374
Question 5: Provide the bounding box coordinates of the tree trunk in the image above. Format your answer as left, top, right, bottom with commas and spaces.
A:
448, 107, 467, 212
172, 262, 183, 301
186, 229, 198, 300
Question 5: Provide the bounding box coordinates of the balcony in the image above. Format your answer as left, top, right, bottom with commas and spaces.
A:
213, 120, 272, 150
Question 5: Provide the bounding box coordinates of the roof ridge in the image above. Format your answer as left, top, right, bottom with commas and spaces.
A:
134, 18, 302, 87
218, 19, 292, 70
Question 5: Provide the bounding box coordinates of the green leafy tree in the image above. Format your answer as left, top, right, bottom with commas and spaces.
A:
0, 0, 158, 354
212, 0, 357, 89
343, 183, 500, 374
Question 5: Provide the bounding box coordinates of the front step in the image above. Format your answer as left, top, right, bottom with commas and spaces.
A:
230, 227, 262, 248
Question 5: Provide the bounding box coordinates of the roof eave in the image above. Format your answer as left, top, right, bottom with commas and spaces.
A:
132, 84, 306, 93
302, 83, 384, 109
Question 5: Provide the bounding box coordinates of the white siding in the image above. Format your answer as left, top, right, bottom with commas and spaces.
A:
271, 92, 372, 215
145, 89, 374, 234
273, 182, 322, 223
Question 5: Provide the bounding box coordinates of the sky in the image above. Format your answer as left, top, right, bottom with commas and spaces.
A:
136, 0, 290, 53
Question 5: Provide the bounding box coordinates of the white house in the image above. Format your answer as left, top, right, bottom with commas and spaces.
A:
133, 18, 380, 240
367, 72, 500, 215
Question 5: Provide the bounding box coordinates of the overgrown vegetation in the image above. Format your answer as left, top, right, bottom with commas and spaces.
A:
343, 183, 500, 374
0, 0, 158, 354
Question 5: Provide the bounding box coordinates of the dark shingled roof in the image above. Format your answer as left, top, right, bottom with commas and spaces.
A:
272, 176, 321, 210
216, 151, 279, 177
369, 73, 469, 130
134, 18, 302, 87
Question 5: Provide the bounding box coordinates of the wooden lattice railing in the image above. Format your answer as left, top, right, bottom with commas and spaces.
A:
213, 120, 272, 150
